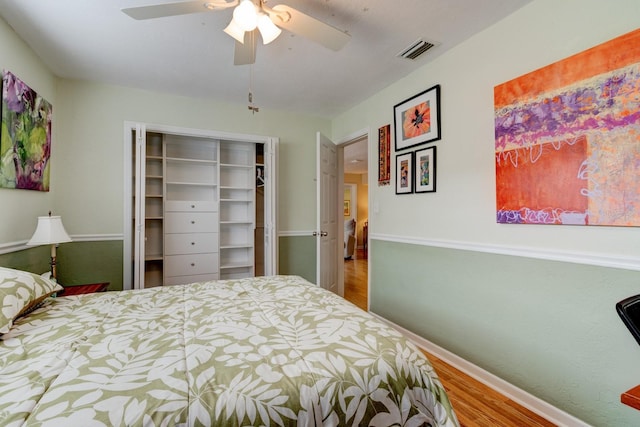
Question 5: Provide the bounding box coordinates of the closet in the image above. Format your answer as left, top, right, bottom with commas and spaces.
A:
125, 123, 277, 290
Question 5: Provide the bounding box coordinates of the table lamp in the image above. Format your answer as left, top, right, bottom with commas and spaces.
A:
26, 212, 72, 280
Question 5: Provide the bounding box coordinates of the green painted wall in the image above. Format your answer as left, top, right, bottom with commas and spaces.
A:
371, 240, 640, 426
0, 241, 124, 290
0, 246, 51, 274
56, 241, 123, 290
278, 236, 316, 284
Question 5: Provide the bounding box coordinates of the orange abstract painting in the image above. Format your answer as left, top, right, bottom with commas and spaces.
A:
494, 28, 640, 226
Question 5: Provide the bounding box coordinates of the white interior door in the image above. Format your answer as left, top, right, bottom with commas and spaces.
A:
316, 132, 339, 294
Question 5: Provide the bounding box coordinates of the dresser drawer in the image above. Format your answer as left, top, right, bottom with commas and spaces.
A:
165, 253, 219, 277
165, 212, 218, 233
165, 233, 218, 255
165, 201, 217, 212
164, 273, 219, 286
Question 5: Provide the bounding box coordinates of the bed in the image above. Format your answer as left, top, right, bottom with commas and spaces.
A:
1, 268, 458, 426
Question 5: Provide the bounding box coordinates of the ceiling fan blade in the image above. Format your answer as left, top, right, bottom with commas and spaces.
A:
123, 0, 236, 20
269, 4, 350, 51
234, 30, 257, 65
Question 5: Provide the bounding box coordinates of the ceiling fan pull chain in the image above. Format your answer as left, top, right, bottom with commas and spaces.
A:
248, 65, 259, 113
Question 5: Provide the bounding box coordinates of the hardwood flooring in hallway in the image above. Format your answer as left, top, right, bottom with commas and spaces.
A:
343, 248, 368, 311
342, 249, 556, 427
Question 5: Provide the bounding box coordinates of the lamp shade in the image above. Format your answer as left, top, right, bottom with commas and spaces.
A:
27, 216, 72, 246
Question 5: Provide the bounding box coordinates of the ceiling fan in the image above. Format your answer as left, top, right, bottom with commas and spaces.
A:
122, 0, 351, 65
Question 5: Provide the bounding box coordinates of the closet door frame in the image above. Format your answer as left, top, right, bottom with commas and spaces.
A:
123, 121, 279, 290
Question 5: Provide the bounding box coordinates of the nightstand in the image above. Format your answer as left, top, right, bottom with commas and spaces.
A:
60, 282, 109, 296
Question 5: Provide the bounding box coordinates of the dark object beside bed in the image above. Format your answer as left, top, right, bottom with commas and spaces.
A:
617, 294, 640, 346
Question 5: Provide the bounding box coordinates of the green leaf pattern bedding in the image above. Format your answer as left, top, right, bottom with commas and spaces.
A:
0, 275, 458, 426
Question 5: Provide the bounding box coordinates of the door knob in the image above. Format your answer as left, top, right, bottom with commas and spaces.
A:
320, 231, 328, 237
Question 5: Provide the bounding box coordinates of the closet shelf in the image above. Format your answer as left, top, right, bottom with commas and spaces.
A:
219, 185, 252, 190
166, 181, 217, 187
220, 163, 253, 169
166, 157, 217, 165
220, 262, 253, 270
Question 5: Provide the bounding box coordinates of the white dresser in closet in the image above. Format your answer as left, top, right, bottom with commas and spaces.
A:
163, 135, 219, 286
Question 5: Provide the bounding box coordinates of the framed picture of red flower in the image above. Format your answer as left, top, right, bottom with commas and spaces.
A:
393, 84, 441, 151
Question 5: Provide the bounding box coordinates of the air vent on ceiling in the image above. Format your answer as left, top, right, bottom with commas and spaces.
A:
397, 38, 439, 60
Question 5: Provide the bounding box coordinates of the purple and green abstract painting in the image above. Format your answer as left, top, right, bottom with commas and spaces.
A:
1, 70, 52, 191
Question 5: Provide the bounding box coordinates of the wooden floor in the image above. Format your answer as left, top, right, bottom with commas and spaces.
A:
343, 249, 556, 427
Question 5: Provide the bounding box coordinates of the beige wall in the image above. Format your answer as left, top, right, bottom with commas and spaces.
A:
0, 16, 57, 244
0, 11, 332, 246
332, 0, 640, 261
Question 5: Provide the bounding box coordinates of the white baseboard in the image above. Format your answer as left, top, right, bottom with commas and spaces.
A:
370, 313, 592, 427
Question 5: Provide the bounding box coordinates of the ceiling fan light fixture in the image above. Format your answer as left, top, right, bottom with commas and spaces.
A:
224, 18, 246, 43
233, 0, 258, 31
257, 14, 281, 45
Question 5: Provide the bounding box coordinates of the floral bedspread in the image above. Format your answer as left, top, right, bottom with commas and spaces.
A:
0, 275, 458, 426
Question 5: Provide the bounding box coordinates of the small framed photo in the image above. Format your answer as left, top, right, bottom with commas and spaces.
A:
395, 152, 413, 194
393, 84, 441, 151
415, 146, 436, 193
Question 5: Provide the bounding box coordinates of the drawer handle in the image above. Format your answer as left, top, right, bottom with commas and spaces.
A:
191, 242, 195, 245
191, 204, 195, 208
191, 220, 195, 224
190, 263, 195, 267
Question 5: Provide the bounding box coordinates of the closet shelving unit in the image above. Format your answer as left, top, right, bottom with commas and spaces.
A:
163, 135, 220, 286
142, 133, 164, 287
219, 141, 255, 279
131, 126, 265, 289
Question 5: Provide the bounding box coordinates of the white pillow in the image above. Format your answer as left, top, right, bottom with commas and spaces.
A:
0, 266, 63, 333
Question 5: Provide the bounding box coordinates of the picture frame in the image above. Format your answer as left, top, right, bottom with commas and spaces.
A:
415, 146, 436, 193
395, 152, 413, 195
393, 84, 441, 151
343, 200, 350, 216
378, 124, 391, 186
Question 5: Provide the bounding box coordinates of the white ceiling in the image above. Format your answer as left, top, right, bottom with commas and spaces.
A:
0, 0, 530, 119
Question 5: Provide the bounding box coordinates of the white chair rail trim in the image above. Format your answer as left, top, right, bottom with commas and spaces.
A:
371, 233, 640, 272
